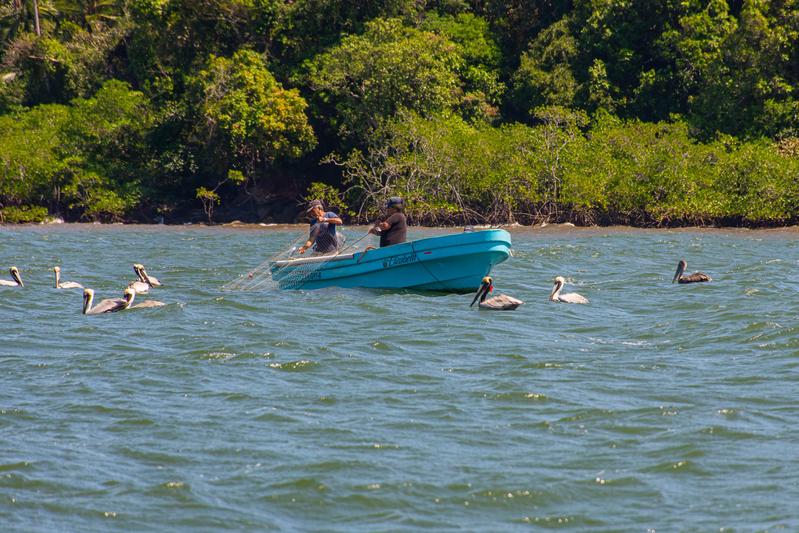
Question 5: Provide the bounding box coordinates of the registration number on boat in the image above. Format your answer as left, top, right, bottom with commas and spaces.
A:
383, 252, 417, 269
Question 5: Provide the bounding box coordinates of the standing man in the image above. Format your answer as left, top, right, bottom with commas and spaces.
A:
369, 197, 407, 247
299, 199, 343, 254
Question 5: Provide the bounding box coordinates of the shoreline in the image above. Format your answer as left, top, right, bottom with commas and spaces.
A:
4, 221, 799, 235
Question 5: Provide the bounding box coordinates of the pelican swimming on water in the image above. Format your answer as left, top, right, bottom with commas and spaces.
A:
549, 276, 589, 304
470, 276, 524, 310
0, 267, 23, 287
53, 266, 83, 289
128, 265, 153, 294
82, 288, 134, 314
134, 264, 161, 286
672, 259, 711, 284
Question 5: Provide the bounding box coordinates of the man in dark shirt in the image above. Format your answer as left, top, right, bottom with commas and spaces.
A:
299, 199, 343, 254
369, 197, 407, 247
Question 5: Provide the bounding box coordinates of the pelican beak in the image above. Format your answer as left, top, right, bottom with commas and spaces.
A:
549, 279, 561, 300
470, 281, 488, 307
11, 269, 23, 287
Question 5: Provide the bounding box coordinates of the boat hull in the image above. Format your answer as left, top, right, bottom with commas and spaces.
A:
270, 229, 512, 291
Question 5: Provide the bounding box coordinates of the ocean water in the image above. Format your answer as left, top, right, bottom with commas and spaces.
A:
1, 224, 798, 531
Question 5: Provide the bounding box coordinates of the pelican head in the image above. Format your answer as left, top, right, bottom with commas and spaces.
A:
550, 276, 566, 300
53, 266, 61, 273
470, 276, 494, 307
10, 266, 23, 287
82, 288, 95, 314
123, 287, 136, 307
672, 260, 687, 283
133, 263, 145, 281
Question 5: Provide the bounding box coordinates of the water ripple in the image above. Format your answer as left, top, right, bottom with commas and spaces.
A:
2, 225, 799, 531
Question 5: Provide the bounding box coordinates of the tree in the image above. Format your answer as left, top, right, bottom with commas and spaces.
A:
306, 18, 462, 143
511, 18, 579, 116
274, 0, 423, 65
191, 48, 316, 179
680, 0, 799, 138
52, 0, 124, 30
195, 169, 245, 223
419, 13, 505, 121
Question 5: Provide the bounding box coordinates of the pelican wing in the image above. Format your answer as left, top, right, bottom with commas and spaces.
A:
559, 292, 589, 304
59, 281, 84, 289
678, 272, 711, 283
128, 280, 150, 294
131, 300, 166, 309
86, 297, 128, 314
480, 294, 524, 310
0, 280, 18, 287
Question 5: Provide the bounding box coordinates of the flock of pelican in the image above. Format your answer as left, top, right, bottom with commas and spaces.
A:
1, 263, 166, 314
3, 257, 711, 313
472, 259, 711, 311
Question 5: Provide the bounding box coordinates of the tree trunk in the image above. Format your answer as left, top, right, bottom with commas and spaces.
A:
33, 0, 41, 36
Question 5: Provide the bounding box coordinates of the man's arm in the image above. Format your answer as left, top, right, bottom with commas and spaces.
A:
377, 213, 398, 231
322, 215, 342, 225
315, 212, 342, 225
298, 239, 313, 254
298, 225, 321, 254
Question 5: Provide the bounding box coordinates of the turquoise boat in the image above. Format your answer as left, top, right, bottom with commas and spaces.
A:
270, 229, 511, 291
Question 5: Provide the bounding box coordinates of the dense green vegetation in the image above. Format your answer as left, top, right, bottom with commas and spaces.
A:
1, 0, 797, 225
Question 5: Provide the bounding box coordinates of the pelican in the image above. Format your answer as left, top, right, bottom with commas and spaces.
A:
549, 276, 589, 304
82, 288, 134, 315
0, 266, 23, 287
470, 276, 524, 310
672, 260, 711, 284
53, 266, 83, 289
134, 264, 162, 286
128, 265, 152, 294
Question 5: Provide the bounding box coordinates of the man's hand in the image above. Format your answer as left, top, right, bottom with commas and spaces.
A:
298, 246, 307, 254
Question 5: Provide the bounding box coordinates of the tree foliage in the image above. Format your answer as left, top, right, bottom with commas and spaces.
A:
1, 0, 798, 224
306, 17, 463, 142
191, 49, 316, 176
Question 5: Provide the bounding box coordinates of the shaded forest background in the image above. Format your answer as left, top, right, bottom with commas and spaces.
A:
1, 0, 798, 225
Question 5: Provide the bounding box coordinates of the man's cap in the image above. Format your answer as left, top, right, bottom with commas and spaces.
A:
386, 196, 404, 208
305, 199, 323, 212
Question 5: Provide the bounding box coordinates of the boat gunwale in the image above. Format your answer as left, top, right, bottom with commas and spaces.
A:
271, 229, 510, 270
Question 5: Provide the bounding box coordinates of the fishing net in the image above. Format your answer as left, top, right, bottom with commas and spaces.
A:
222, 230, 368, 291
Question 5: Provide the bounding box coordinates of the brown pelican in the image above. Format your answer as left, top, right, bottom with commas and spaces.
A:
549, 276, 589, 304
53, 266, 83, 289
0, 267, 23, 287
470, 276, 524, 310
134, 264, 162, 286
672, 260, 711, 284
82, 288, 134, 315
128, 265, 152, 294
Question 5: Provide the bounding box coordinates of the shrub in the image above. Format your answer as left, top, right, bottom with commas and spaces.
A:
0, 205, 49, 223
